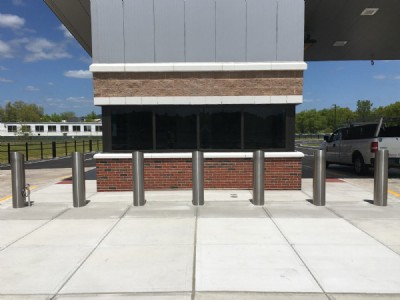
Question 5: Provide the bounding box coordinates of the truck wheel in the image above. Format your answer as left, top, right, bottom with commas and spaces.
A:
354, 155, 367, 175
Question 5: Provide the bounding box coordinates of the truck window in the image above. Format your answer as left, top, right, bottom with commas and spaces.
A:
379, 125, 400, 137
331, 130, 341, 141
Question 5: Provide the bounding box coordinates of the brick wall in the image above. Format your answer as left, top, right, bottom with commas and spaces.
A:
93, 71, 303, 98
96, 157, 302, 191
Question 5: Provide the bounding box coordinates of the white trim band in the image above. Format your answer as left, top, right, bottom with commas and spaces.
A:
95, 95, 303, 106
90, 62, 307, 73
94, 152, 305, 159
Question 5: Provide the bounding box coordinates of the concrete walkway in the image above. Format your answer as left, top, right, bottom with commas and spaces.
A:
1, 179, 400, 299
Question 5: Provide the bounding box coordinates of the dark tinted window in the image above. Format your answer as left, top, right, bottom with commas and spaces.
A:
111, 108, 153, 150
155, 107, 197, 149
244, 106, 286, 149
200, 107, 241, 149
108, 105, 292, 151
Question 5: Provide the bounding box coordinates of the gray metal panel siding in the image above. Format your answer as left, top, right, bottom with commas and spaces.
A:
185, 0, 216, 62
277, 0, 304, 61
154, 0, 185, 62
216, 0, 246, 62
124, 0, 155, 63
91, 0, 124, 63
91, 0, 304, 63
247, 0, 277, 61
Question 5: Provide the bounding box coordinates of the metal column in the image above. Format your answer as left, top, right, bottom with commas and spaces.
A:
313, 149, 326, 206
11, 152, 26, 208
192, 151, 204, 206
133, 151, 146, 206
374, 149, 388, 206
252, 150, 264, 206
72, 152, 86, 207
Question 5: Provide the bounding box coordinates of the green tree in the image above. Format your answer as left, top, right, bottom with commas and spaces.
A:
59, 111, 76, 121
42, 113, 63, 122
373, 101, 400, 119
3, 101, 44, 122
296, 109, 324, 133
356, 100, 373, 121
0, 106, 4, 121
85, 111, 98, 122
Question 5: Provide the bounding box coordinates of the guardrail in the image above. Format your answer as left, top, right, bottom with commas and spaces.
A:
0, 139, 103, 164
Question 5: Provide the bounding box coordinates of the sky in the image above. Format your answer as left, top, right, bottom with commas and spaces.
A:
0, 0, 400, 116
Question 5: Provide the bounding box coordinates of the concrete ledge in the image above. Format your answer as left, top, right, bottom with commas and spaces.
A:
94, 96, 303, 106
94, 152, 305, 160
90, 62, 307, 73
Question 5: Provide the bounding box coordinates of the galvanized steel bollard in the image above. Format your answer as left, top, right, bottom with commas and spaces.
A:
133, 151, 146, 206
72, 152, 86, 207
313, 149, 326, 206
374, 149, 388, 206
192, 151, 204, 206
252, 150, 265, 206
11, 152, 26, 208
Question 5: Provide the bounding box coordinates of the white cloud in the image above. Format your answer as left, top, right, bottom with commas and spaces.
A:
58, 25, 73, 39
12, 0, 26, 6
373, 74, 387, 80
0, 13, 25, 29
394, 76, 400, 80
0, 77, 13, 83
0, 66, 7, 71
25, 85, 39, 92
48, 82, 55, 86
64, 70, 92, 79
0, 40, 13, 58
24, 38, 71, 62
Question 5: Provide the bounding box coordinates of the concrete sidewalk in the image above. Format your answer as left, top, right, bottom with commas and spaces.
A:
1, 179, 400, 299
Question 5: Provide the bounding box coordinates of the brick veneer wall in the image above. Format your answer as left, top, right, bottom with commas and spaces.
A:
93, 71, 303, 97
96, 157, 301, 191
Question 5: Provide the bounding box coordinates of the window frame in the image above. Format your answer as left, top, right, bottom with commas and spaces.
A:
103, 104, 294, 153
35, 125, 44, 132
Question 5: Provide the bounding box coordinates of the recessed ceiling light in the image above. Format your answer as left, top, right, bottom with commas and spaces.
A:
333, 41, 348, 47
361, 8, 379, 16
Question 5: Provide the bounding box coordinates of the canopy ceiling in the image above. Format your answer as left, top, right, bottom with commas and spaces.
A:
44, 0, 400, 61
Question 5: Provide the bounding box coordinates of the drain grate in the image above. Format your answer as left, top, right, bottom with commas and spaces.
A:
230, 194, 238, 198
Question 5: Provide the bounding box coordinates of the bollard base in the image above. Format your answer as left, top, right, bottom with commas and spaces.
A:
133, 199, 146, 207
249, 199, 264, 206
192, 200, 204, 206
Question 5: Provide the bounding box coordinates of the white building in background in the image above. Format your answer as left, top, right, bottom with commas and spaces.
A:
0, 122, 103, 137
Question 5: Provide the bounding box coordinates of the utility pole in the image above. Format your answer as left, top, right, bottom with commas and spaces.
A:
332, 104, 337, 129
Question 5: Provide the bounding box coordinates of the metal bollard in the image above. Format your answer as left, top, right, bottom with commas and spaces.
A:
11, 152, 26, 208
374, 149, 388, 206
72, 152, 86, 207
133, 151, 146, 206
313, 149, 326, 206
252, 150, 264, 206
192, 151, 204, 206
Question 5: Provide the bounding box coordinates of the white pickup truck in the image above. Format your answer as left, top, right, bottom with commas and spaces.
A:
322, 119, 400, 174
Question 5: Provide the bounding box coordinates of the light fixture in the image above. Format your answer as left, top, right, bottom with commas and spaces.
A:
333, 41, 348, 47
361, 8, 379, 16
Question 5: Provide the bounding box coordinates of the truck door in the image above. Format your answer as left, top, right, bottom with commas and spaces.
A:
326, 129, 342, 163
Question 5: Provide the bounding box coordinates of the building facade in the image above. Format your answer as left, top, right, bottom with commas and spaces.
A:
44, 0, 400, 191
47, 0, 307, 191
90, 0, 305, 191
0, 122, 102, 137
